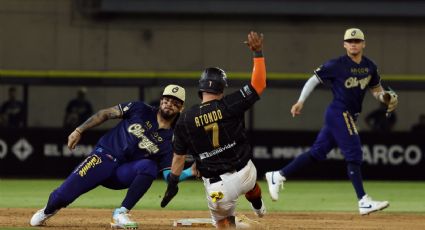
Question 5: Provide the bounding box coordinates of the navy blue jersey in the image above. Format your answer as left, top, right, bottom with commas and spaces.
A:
314, 55, 381, 115
96, 102, 173, 171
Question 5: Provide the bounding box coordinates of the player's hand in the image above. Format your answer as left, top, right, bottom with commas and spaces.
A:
161, 173, 179, 208
245, 31, 263, 52
382, 90, 398, 115
291, 101, 304, 117
68, 129, 82, 150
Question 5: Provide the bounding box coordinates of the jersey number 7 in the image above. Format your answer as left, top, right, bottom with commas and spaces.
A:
204, 122, 220, 148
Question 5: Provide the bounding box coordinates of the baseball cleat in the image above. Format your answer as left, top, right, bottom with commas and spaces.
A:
30, 207, 58, 226
250, 199, 266, 217
358, 194, 390, 215
111, 208, 138, 229
265, 171, 286, 201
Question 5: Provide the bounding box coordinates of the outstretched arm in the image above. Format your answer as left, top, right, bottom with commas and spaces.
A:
67, 105, 122, 150
290, 75, 320, 117
245, 31, 266, 95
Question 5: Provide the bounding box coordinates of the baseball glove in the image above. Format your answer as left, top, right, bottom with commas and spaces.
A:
383, 89, 398, 114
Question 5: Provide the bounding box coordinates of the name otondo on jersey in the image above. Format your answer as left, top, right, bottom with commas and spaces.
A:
128, 123, 160, 154
194, 109, 223, 127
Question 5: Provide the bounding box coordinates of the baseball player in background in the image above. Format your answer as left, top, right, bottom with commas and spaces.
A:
160, 31, 267, 228
266, 28, 398, 215
30, 85, 194, 229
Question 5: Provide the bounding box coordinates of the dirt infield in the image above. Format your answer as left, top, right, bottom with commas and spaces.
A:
1, 208, 424, 230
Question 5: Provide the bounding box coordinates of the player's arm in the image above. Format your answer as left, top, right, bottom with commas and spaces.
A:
370, 85, 398, 116
161, 153, 186, 208
170, 153, 186, 176
290, 75, 321, 117
67, 105, 123, 150
246, 31, 266, 95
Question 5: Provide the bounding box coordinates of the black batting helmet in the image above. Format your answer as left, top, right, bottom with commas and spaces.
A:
198, 67, 228, 98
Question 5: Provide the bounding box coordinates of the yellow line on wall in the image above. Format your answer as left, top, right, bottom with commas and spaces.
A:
0, 70, 424, 81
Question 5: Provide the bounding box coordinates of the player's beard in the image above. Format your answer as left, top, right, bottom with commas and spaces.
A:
159, 108, 177, 121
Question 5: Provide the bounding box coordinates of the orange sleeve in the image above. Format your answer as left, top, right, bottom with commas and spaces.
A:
251, 57, 266, 95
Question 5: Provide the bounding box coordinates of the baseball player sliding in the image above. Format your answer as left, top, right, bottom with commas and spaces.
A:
161, 31, 267, 228
266, 28, 398, 215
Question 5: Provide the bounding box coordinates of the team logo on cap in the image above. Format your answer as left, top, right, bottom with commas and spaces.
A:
351, 30, 357, 36
172, 87, 179, 93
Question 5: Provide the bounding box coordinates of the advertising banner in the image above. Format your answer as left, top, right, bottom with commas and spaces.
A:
1, 129, 423, 180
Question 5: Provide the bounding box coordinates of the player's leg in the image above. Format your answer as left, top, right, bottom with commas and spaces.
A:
203, 177, 237, 228
235, 160, 265, 217
30, 152, 118, 226
265, 125, 336, 201
204, 160, 257, 228
102, 159, 158, 229
332, 110, 389, 215
245, 182, 266, 217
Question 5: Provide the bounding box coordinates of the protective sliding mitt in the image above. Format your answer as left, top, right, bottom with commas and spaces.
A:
161, 173, 179, 208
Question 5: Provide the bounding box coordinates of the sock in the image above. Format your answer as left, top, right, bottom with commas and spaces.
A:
245, 183, 262, 209
280, 151, 316, 178
347, 162, 366, 199
121, 174, 154, 210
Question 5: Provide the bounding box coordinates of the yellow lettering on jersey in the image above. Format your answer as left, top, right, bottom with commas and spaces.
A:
128, 123, 159, 154
78, 155, 102, 177
128, 124, 145, 137
344, 75, 371, 90
145, 121, 152, 129
212, 111, 218, 120
217, 110, 223, 119
203, 114, 210, 124
351, 67, 369, 75
359, 75, 371, 89
207, 112, 213, 123
194, 109, 224, 127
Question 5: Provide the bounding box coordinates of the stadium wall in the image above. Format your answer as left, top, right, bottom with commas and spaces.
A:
0, 1, 424, 131
0, 0, 425, 74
